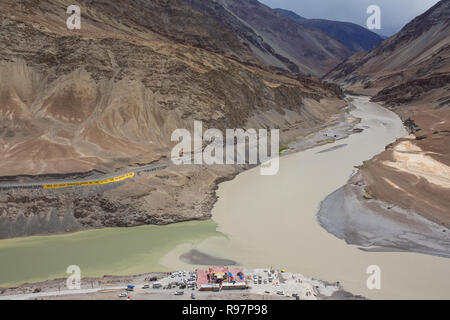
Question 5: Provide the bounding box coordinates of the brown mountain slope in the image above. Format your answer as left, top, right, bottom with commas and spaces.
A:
325, 0, 450, 106
0, 0, 346, 177
325, 0, 450, 228
214, 0, 352, 76
0, 0, 350, 237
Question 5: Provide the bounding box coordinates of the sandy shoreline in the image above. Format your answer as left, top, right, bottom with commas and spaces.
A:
317, 171, 450, 258
316, 96, 450, 258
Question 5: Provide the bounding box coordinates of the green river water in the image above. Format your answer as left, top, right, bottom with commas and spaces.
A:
0, 220, 220, 287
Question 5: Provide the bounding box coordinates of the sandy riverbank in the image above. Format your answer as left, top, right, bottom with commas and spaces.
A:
317, 171, 450, 258
317, 100, 450, 258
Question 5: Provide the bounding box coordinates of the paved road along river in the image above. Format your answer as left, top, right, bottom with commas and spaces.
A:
0, 97, 449, 299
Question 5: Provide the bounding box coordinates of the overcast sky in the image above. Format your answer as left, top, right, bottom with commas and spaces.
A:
259, 0, 441, 36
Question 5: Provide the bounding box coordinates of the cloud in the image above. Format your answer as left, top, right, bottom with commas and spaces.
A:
259, 0, 441, 36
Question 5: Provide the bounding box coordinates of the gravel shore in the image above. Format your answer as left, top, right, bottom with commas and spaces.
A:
317, 171, 450, 258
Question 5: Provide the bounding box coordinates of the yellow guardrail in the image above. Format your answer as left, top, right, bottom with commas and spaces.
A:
43, 172, 135, 189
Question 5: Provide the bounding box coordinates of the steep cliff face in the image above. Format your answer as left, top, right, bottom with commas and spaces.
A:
0, 0, 346, 177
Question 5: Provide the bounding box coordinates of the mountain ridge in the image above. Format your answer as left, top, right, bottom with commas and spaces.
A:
324, 0, 450, 105
274, 8, 384, 53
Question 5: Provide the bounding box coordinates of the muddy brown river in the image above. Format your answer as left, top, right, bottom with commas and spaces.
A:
165, 97, 450, 299
1, 97, 449, 299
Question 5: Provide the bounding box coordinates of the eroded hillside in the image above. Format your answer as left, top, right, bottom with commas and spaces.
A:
325, 0, 450, 229
0, 0, 346, 177
325, 0, 450, 107
0, 0, 348, 238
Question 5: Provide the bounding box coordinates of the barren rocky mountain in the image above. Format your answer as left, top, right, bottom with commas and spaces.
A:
325, 0, 450, 107
0, 0, 347, 177
211, 0, 353, 76
0, 0, 348, 238
274, 8, 384, 53
325, 0, 450, 229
